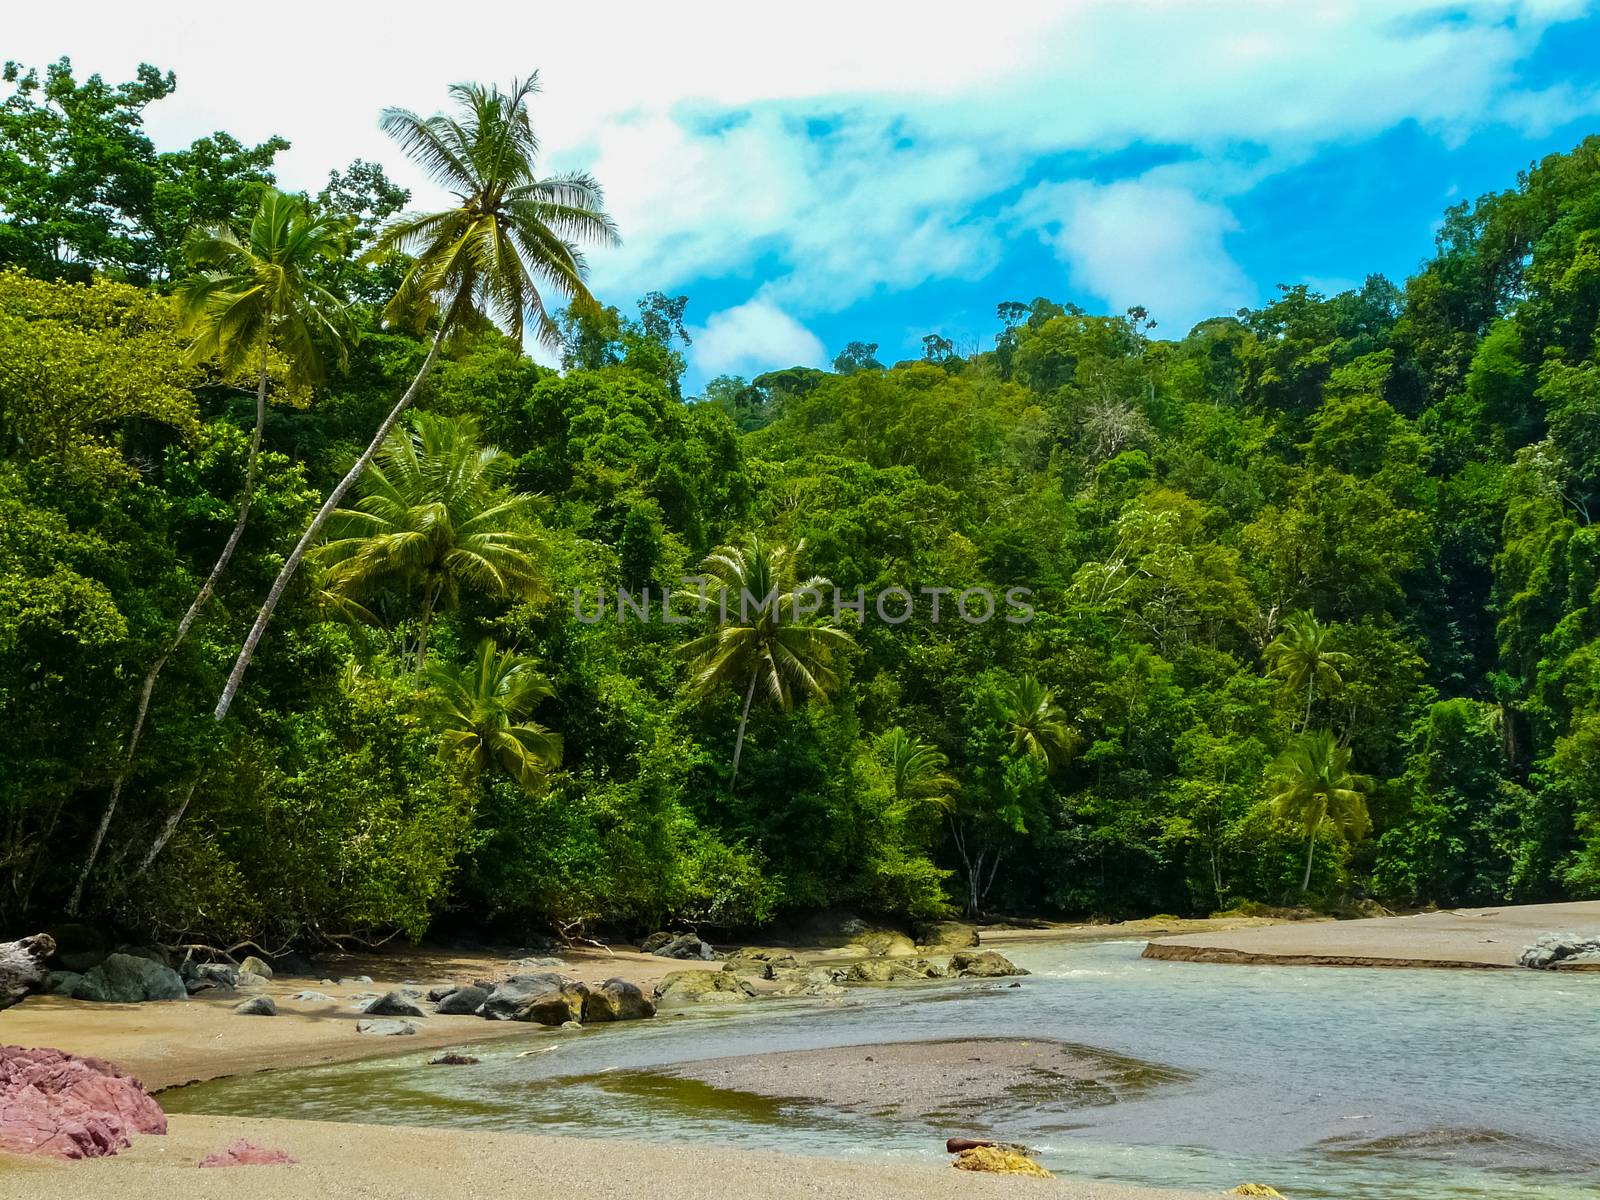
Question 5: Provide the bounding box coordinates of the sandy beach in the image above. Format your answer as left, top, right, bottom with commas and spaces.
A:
0, 1113, 1224, 1199
1142, 900, 1600, 968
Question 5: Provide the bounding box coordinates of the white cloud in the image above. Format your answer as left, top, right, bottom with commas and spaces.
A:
689, 299, 827, 379
1008, 171, 1255, 334
5, 0, 1591, 322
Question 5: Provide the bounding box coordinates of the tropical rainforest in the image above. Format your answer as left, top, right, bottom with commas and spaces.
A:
4, 56, 1600, 948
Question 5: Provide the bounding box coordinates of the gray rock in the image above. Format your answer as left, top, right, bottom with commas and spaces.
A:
480, 973, 589, 1024
363, 990, 425, 1017
287, 990, 334, 1002
638, 931, 677, 954
948, 950, 1028, 979
44, 924, 108, 974
845, 957, 948, 983
78, 953, 187, 1002
234, 970, 270, 990
2, 935, 56, 1008
339, 975, 373, 986
652, 933, 718, 960
234, 995, 277, 1016
914, 920, 980, 951
43, 969, 82, 996
356, 1018, 416, 1035
190, 962, 240, 988
433, 985, 489, 1015
239, 955, 274, 979
581, 977, 656, 1022
1520, 931, 1600, 969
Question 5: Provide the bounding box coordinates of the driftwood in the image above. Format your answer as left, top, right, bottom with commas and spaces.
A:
0, 933, 55, 1010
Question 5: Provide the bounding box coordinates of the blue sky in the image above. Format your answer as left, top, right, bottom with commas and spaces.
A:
10, 2, 1600, 391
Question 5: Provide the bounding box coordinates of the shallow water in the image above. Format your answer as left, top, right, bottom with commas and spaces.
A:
167, 940, 1600, 1198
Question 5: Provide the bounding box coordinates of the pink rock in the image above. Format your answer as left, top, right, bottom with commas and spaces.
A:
197, 1139, 297, 1167
0, 1044, 166, 1159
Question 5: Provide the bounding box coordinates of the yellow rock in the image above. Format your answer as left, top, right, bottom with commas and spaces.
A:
1230, 1186, 1285, 1197
951, 1147, 1053, 1178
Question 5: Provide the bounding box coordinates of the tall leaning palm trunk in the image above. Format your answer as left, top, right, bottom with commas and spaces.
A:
68, 192, 348, 914
126, 75, 615, 882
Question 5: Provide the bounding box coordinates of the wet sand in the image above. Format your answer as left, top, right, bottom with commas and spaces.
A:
653, 1038, 1188, 1124
0, 1113, 1221, 1199
1143, 901, 1600, 969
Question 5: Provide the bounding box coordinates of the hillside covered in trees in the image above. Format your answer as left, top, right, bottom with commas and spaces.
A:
4, 58, 1600, 947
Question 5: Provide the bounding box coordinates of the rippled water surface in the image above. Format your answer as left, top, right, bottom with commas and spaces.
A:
166, 940, 1600, 1198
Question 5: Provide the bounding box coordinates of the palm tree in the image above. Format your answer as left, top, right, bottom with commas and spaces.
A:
209, 74, 616, 724
1264, 610, 1352, 729
422, 639, 562, 786
1266, 729, 1372, 894
994, 675, 1077, 772
68, 189, 348, 914
313, 411, 544, 670
128, 75, 615, 884
679, 538, 855, 787
882, 727, 956, 817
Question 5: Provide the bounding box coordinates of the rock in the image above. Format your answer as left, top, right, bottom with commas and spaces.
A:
846, 957, 947, 983
651, 933, 718, 960
76, 953, 187, 1002
1230, 1187, 1285, 1197
948, 950, 1028, 979
429, 1053, 480, 1065
198, 1139, 295, 1167
561, 1019, 584, 1030
638, 931, 677, 954
363, 990, 425, 1017
238, 956, 273, 979
1, 933, 55, 1010
0, 1045, 166, 1159
339, 975, 373, 986
1518, 931, 1600, 969
118, 944, 173, 970
509, 955, 562, 970
45, 925, 109, 974
723, 948, 804, 976
286, 990, 333, 1002
190, 963, 240, 988
480, 973, 589, 1024
581, 978, 656, 1022
652, 969, 757, 1007
433, 985, 488, 1015
233, 970, 270, 990
851, 930, 917, 958
233, 996, 277, 1016
356, 1019, 416, 1036
915, 920, 980, 951
951, 1146, 1052, 1177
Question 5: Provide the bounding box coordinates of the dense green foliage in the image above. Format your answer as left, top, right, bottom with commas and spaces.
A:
5, 59, 1600, 945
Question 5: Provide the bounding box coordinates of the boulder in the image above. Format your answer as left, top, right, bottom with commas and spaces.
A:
914, 920, 980, 951
362, 991, 425, 1017
189, 963, 240, 989
44, 925, 108, 974
77, 954, 187, 1002
118, 944, 173, 970
233, 970, 270, 990
238, 956, 274, 980
480, 973, 589, 1025
233, 996, 277, 1016
850, 930, 917, 958
846, 957, 947, 983
638, 931, 677, 954
339, 975, 373, 985
356, 1019, 416, 1036
951, 1146, 1052, 1177
581, 978, 656, 1022
287, 990, 333, 1003
723, 948, 804, 977
429, 1053, 480, 1066
948, 950, 1028, 979
433, 985, 489, 1016
44, 971, 83, 996
0, 1045, 166, 1159
652, 969, 757, 1007
1519, 931, 1600, 969
0, 933, 55, 1010
651, 933, 718, 960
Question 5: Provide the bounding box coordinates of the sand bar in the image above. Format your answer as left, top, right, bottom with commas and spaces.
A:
1142, 900, 1600, 968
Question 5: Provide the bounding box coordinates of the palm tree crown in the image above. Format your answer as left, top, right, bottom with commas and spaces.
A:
882, 727, 956, 816
375, 74, 619, 347
994, 675, 1077, 772
1265, 610, 1352, 729
178, 188, 350, 379
314, 411, 544, 668
1266, 728, 1373, 893
423, 638, 562, 787
680, 538, 856, 786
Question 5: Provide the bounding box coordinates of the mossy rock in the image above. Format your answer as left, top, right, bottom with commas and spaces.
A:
951, 1147, 1052, 1177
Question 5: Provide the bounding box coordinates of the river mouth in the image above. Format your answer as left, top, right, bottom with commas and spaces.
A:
163, 940, 1600, 1200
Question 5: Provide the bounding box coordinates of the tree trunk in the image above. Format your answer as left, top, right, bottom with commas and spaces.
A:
67, 342, 272, 916
1303, 676, 1315, 731
133, 325, 448, 884
1300, 818, 1319, 893
414, 579, 442, 673
212, 325, 447, 723
729, 667, 759, 788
